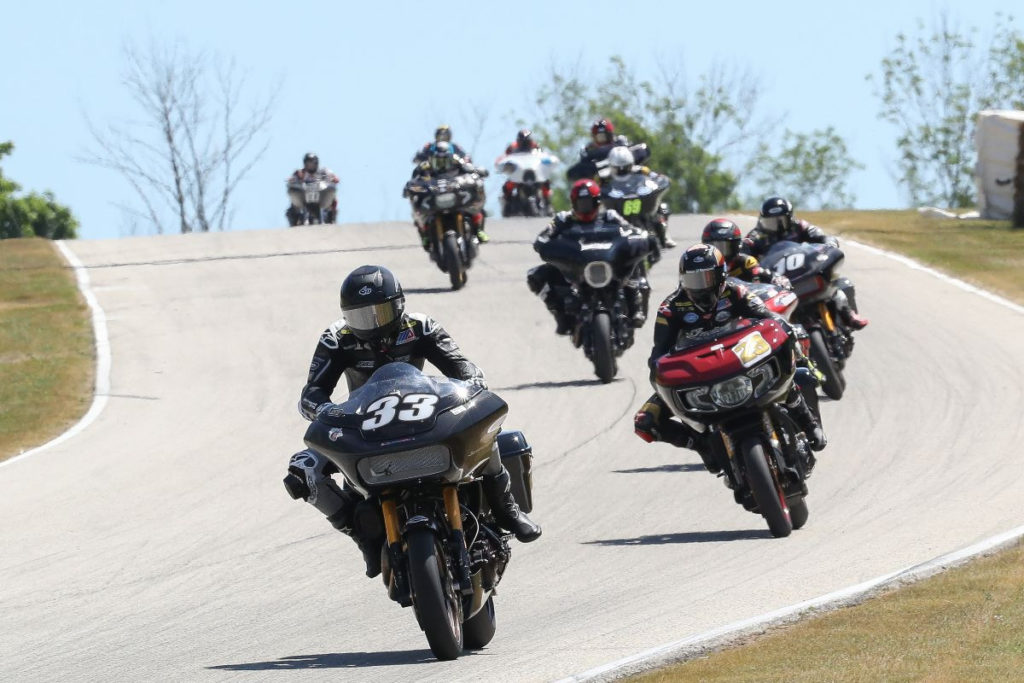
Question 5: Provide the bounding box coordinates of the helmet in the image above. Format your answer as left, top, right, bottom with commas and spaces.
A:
591, 118, 614, 145
515, 128, 536, 151
303, 152, 319, 172
701, 218, 743, 260
759, 196, 793, 234
429, 141, 455, 172
607, 146, 634, 176
339, 265, 405, 342
435, 124, 452, 142
679, 244, 727, 312
570, 179, 601, 222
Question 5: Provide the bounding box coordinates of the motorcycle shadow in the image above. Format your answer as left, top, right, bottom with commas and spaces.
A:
206, 649, 447, 671
613, 463, 705, 474
583, 529, 768, 546
494, 378, 624, 391
403, 287, 461, 295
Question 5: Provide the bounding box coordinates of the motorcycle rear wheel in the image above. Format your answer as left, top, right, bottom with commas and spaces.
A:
808, 329, 845, 400
741, 437, 793, 538
443, 232, 466, 290
591, 312, 617, 383
407, 527, 464, 660
463, 596, 497, 650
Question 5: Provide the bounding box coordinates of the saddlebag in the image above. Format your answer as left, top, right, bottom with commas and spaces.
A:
497, 430, 534, 513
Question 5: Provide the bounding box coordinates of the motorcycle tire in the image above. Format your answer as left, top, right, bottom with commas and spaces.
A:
741, 436, 793, 538
462, 596, 497, 650
306, 204, 321, 225
789, 497, 809, 530
407, 527, 464, 660
808, 329, 845, 400
591, 312, 617, 383
443, 232, 466, 291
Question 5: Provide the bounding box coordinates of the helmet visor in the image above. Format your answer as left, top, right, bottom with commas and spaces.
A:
343, 300, 402, 335
708, 239, 737, 259
760, 216, 785, 233
680, 268, 719, 293
573, 194, 598, 216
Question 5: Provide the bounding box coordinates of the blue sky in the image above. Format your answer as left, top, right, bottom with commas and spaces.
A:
1, 0, 1017, 240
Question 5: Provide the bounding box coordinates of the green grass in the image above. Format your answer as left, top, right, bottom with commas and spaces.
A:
0, 237, 93, 461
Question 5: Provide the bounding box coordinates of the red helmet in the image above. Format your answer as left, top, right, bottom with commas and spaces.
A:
700, 218, 743, 260
570, 179, 601, 222
591, 118, 614, 145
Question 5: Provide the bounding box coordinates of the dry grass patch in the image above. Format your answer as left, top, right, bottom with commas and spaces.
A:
0, 238, 94, 461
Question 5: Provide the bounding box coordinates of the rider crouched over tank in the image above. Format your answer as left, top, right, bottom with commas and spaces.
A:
407, 141, 490, 244
283, 266, 540, 578
633, 244, 827, 483
527, 179, 656, 335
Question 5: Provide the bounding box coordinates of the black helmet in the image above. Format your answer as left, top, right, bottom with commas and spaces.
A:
429, 140, 455, 172
679, 244, 727, 312
339, 266, 405, 342
303, 152, 319, 172
515, 128, 536, 150
701, 218, 743, 260
435, 124, 452, 142
759, 196, 793, 234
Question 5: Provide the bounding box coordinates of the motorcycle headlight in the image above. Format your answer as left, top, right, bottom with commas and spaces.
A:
584, 261, 613, 288
435, 192, 457, 209
710, 375, 753, 408
357, 445, 451, 486
748, 361, 778, 398
681, 386, 715, 411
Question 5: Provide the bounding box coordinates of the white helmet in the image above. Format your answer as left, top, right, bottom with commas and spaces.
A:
607, 146, 634, 175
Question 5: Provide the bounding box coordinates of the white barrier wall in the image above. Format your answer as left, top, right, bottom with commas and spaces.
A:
976, 110, 1024, 220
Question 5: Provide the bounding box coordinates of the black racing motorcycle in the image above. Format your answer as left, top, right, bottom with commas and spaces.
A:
534, 221, 656, 382
303, 363, 534, 660
597, 168, 671, 250
761, 240, 857, 400
403, 173, 486, 290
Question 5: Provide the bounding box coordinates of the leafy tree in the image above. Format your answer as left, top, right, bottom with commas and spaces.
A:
752, 127, 864, 209
0, 142, 78, 240
870, 12, 1024, 208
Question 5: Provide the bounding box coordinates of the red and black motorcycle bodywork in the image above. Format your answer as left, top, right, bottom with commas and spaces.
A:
654, 318, 815, 537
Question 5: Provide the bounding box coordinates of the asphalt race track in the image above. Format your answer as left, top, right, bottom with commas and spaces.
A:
3, 215, 1024, 681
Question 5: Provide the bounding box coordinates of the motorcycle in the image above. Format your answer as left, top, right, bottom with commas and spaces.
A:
302, 363, 534, 660
760, 241, 856, 400
566, 142, 650, 181
534, 221, 656, 382
494, 150, 560, 217
597, 166, 672, 249
653, 317, 817, 537
286, 175, 338, 226
403, 173, 486, 290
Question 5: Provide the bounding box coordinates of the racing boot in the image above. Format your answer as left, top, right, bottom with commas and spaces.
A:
657, 203, 676, 248
786, 390, 827, 452
842, 309, 870, 330
483, 466, 541, 543
543, 290, 574, 335
472, 211, 489, 243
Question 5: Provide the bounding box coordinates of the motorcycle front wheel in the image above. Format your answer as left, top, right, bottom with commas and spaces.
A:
443, 232, 466, 290
591, 312, 617, 383
741, 437, 793, 538
407, 527, 464, 660
808, 329, 845, 400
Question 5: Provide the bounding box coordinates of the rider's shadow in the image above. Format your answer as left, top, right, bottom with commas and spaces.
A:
583, 529, 768, 546
206, 649, 453, 670
613, 463, 705, 474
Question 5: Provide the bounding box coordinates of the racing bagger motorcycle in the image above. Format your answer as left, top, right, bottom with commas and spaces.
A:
654, 317, 817, 537
286, 176, 338, 225
760, 241, 856, 400
534, 221, 655, 383
303, 363, 535, 660
404, 173, 485, 290
597, 165, 672, 249
494, 149, 560, 217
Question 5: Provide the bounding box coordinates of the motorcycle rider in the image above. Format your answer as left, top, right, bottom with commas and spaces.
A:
501, 128, 552, 212
283, 265, 542, 578
412, 124, 469, 163
567, 118, 650, 181
287, 152, 340, 224
408, 140, 491, 243
701, 217, 788, 287
633, 244, 827, 479
527, 179, 655, 335
744, 197, 869, 329
603, 146, 676, 249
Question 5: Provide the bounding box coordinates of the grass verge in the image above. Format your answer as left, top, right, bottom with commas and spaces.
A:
630, 210, 1024, 681
0, 237, 94, 462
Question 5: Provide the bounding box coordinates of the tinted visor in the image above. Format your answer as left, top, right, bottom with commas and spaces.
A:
760, 216, 784, 233
680, 268, 719, 293
343, 300, 402, 335
708, 239, 737, 259
573, 194, 598, 216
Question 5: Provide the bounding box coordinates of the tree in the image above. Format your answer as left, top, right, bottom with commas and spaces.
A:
0, 142, 78, 240
83, 41, 276, 234
870, 12, 1024, 208
752, 127, 864, 209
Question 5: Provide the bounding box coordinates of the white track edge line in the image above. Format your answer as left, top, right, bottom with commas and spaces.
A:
0, 241, 111, 469
557, 238, 1024, 682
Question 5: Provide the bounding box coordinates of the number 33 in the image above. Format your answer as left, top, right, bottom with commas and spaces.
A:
361, 394, 439, 430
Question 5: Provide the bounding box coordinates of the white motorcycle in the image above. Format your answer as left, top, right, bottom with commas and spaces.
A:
494, 150, 560, 217
286, 174, 338, 226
